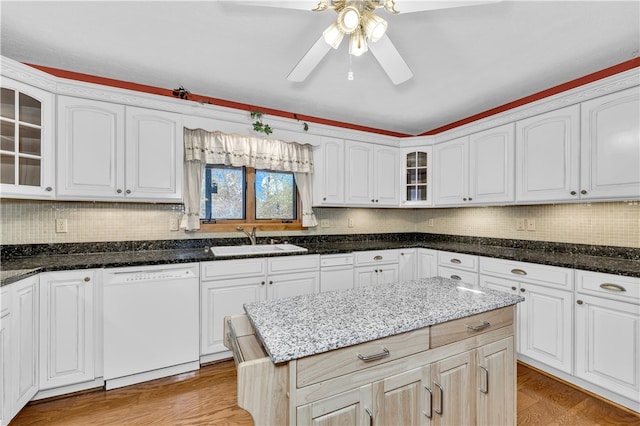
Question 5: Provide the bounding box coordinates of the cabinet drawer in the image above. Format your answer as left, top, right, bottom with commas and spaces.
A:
269, 255, 319, 274
480, 257, 573, 290
576, 270, 640, 304
296, 326, 430, 388
438, 266, 479, 286
430, 306, 514, 349
320, 254, 354, 267
201, 259, 266, 280
438, 251, 478, 272
354, 250, 400, 265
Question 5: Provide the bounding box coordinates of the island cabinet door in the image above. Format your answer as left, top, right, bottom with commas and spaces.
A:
476, 337, 516, 426
296, 384, 372, 426
372, 366, 431, 425
429, 350, 475, 426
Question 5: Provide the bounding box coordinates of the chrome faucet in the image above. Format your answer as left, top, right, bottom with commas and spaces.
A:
236, 226, 257, 245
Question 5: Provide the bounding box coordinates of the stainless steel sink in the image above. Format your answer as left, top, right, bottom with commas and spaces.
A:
210, 244, 308, 257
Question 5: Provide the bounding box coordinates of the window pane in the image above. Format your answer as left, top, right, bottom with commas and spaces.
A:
19, 93, 41, 126
19, 157, 40, 186
201, 165, 245, 220
1, 154, 15, 184
1, 88, 15, 119
255, 170, 295, 220
1, 121, 15, 152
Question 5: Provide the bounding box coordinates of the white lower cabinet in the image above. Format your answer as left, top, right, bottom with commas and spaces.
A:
480, 258, 573, 374
574, 270, 640, 408
39, 270, 98, 391
200, 255, 319, 360
438, 251, 479, 286
354, 250, 400, 287
417, 249, 438, 279
398, 248, 417, 282
1, 276, 39, 426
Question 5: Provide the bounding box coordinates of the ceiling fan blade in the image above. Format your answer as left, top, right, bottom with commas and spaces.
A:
368, 34, 413, 85
287, 35, 332, 82
394, 0, 501, 14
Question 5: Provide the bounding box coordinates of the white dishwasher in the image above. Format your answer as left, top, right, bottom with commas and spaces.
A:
103, 263, 199, 390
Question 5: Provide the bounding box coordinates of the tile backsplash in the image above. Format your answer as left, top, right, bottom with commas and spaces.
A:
1, 199, 638, 248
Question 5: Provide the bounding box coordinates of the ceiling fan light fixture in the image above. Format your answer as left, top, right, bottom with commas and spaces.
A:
337, 5, 361, 33
349, 27, 368, 56
323, 22, 345, 48
361, 12, 387, 42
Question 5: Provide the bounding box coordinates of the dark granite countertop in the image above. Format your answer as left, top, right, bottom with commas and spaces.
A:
1, 233, 639, 286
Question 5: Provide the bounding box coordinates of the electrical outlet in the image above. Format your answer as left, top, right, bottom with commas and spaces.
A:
516, 219, 525, 231
55, 218, 68, 233
348, 217, 354, 228
527, 218, 536, 231
320, 219, 331, 228
169, 216, 180, 231
427, 218, 434, 227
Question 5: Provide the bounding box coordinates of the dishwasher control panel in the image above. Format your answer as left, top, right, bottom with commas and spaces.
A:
105, 265, 198, 284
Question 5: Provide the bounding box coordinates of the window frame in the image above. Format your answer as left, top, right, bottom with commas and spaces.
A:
199, 166, 305, 232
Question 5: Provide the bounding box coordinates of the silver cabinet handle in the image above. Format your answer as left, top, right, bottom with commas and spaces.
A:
511, 268, 527, 275
450, 275, 462, 280
365, 408, 373, 426
424, 385, 433, 418
467, 321, 490, 331
434, 382, 444, 415
480, 366, 489, 394
600, 283, 626, 292
358, 348, 389, 362
373, 255, 383, 261
450, 258, 462, 264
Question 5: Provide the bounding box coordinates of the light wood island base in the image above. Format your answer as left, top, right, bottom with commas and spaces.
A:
225, 305, 517, 425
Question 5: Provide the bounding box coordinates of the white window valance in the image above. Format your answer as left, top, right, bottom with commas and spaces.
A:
181, 128, 317, 231
184, 129, 314, 173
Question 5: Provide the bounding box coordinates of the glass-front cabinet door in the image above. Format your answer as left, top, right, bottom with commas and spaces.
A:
401, 147, 432, 207
0, 78, 54, 199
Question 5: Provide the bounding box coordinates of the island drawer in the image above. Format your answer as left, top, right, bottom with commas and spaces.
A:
430, 306, 514, 348
296, 326, 430, 387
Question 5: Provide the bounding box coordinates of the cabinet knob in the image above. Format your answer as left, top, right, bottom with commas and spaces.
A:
83, 277, 91, 282
126, 189, 132, 194
468, 197, 473, 201
577, 299, 584, 305
45, 186, 53, 192
570, 191, 577, 196
581, 189, 587, 195
520, 288, 526, 293
116, 189, 123, 194
371, 199, 375, 203
511, 286, 517, 291
323, 197, 326, 201
375, 199, 379, 203
261, 281, 265, 286
269, 280, 273, 285
463, 198, 467, 201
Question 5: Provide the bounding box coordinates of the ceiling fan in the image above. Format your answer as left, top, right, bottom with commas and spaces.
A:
239, 1, 499, 85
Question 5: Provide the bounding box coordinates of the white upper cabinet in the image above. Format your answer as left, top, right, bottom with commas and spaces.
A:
469, 123, 514, 204
400, 147, 432, 207
312, 138, 344, 206
0, 78, 55, 199
434, 123, 514, 206
515, 105, 581, 203
580, 87, 640, 200
57, 96, 182, 202
345, 141, 399, 207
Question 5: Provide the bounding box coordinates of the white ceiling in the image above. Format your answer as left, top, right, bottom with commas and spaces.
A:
1, 1, 638, 136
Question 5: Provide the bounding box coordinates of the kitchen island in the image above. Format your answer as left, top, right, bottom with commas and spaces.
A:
225, 277, 524, 425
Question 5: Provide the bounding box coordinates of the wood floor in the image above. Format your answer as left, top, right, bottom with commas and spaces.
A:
12, 360, 640, 425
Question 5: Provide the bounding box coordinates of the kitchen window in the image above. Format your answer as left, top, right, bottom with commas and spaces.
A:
199, 164, 302, 231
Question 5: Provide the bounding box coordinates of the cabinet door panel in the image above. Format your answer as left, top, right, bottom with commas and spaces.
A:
56, 97, 125, 199
581, 87, 640, 199
476, 337, 515, 426
268, 271, 319, 300
373, 366, 430, 426
125, 107, 182, 200
434, 137, 468, 205
431, 350, 474, 426
398, 249, 416, 282
375, 146, 400, 206
12, 278, 38, 410
469, 123, 514, 204
345, 142, 374, 205
417, 249, 438, 279
515, 105, 580, 202
297, 384, 371, 426
201, 278, 265, 356
519, 285, 572, 373
575, 294, 640, 401
39, 271, 95, 389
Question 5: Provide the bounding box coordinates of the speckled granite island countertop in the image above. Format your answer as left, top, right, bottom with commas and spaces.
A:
243, 277, 525, 363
